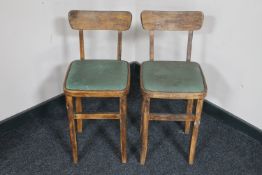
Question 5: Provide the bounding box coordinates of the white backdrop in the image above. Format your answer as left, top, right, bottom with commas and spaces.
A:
0, 0, 261, 129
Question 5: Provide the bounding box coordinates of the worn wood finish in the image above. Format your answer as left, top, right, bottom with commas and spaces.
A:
75, 113, 119, 120
185, 99, 194, 134
120, 96, 127, 163
66, 96, 78, 164
117, 31, 122, 60
140, 97, 150, 165
140, 11, 207, 165
65, 89, 129, 98
64, 11, 131, 164
189, 99, 203, 165
69, 10, 132, 31
186, 31, 193, 62
150, 114, 194, 121
79, 30, 85, 60
149, 31, 154, 61
140, 97, 145, 135
141, 89, 206, 100
76, 97, 83, 133
141, 11, 203, 31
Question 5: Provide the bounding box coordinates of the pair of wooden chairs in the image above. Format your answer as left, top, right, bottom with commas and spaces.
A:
64, 10, 207, 165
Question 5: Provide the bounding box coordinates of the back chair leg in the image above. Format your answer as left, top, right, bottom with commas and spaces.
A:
140, 97, 150, 165
76, 97, 83, 133
66, 96, 78, 164
185, 99, 194, 134
189, 99, 203, 165
120, 96, 127, 163
140, 97, 145, 135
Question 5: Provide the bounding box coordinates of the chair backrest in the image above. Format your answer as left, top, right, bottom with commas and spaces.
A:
68, 10, 132, 60
141, 11, 204, 61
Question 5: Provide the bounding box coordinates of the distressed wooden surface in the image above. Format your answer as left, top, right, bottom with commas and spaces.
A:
189, 99, 204, 165
149, 31, 154, 61
79, 30, 85, 60
120, 96, 127, 163
69, 10, 132, 31
149, 114, 195, 121
140, 11, 207, 165
75, 113, 120, 120
140, 97, 150, 165
186, 31, 193, 62
185, 99, 194, 134
117, 31, 122, 60
76, 97, 83, 133
66, 96, 78, 164
141, 11, 203, 31
64, 11, 131, 164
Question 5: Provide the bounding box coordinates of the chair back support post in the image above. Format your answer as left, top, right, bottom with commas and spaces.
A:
117, 31, 122, 60
149, 31, 154, 61
79, 30, 85, 60
186, 31, 193, 62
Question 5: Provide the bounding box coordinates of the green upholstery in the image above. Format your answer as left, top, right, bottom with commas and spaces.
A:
141, 61, 205, 93
66, 60, 128, 91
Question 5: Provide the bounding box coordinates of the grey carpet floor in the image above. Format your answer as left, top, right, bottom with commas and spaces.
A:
0, 64, 261, 175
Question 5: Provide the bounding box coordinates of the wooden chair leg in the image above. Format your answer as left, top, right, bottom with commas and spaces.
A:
120, 96, 127, 163
189, 99, 203, 165
185, 99, 194, 134
140, 97, 145, 135
76, 97, 83, 133
66, 96, 78, 164
140, 97, 150, 165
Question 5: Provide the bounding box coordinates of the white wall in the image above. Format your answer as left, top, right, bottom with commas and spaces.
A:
0, 0, 262, 129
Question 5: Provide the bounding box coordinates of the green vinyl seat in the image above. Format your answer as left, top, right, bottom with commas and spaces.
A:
66, 60, 129, 91
141, 61, 205, 93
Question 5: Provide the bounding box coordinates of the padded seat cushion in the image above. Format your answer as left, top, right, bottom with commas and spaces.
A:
66, 60, 128, 91
141, 61, 205, 93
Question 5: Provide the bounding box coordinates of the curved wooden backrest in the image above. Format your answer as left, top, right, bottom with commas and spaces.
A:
69, 10, 132, 31
68, 10, 132, 60
141, 11, 203, 31
141, 11, 204, 61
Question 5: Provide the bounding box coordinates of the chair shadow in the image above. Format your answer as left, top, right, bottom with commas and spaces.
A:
147, 122, 189, 162
78, 123, 120, 161
127, 63, 143, 162
194, 115, 219, 158
163, 125, 189, 161
43, 97, 121, 161
127, 108, 141, 162
44, 113, 72, 157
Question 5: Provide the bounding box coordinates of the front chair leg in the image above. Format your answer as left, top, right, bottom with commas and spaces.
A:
185, 99, 194, 134
66, 96, 78, 164
140, 97, 150, 165
120, 96, 127, 163
189, 99, 203, 165
76, 97, 83, 133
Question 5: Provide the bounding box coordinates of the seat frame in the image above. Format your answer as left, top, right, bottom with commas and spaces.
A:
64, 10, 132, 164
140, 11, 207, 165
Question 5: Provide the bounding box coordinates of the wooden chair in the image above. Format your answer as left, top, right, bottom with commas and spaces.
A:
140, 11, 207, 165
64, 10, 132, 164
